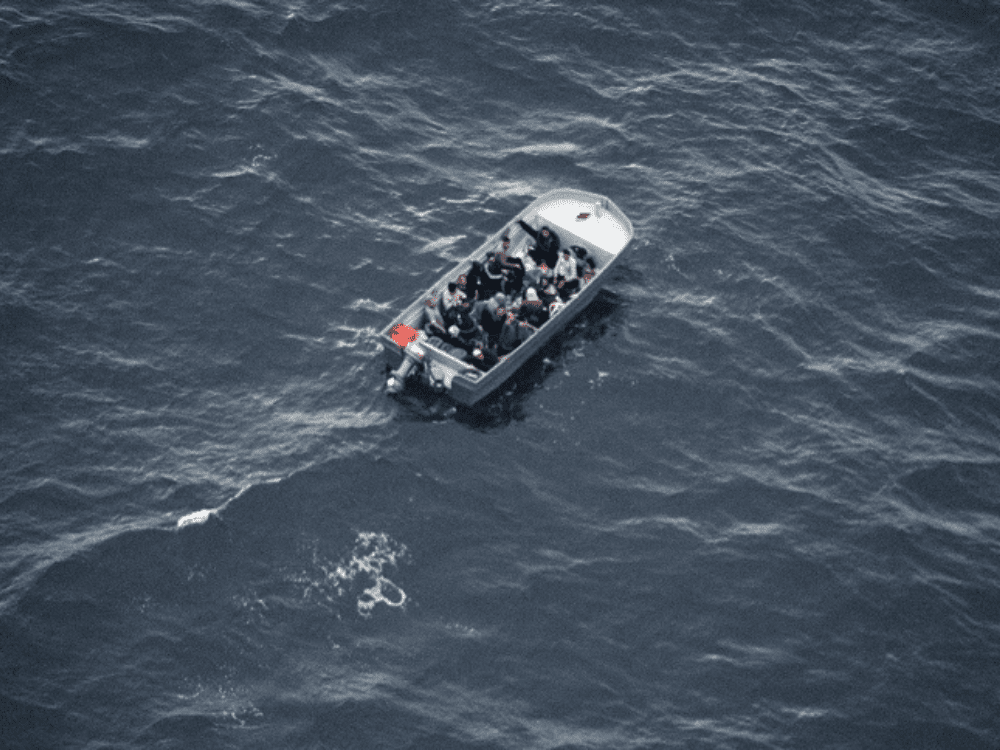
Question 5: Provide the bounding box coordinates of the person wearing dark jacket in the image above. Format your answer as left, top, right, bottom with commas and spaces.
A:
537, 276, 560, 310
444, 309, 483, 355
469, 339, 500, 371
481, 252, 505, 295
518, 286, 549, 327
517, 220, 560, 268
461, 261, 487, 301
499, 243, 525, 296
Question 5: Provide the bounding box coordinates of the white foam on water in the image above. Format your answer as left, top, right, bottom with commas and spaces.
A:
176, 508, 216, 528
334, 531, 409, 617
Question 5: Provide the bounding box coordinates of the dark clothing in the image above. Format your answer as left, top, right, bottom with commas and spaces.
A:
518, 220, 560, 268
469, 343, 500, 372
556, 277, 580, 300
499, 253, 525, 296
526, 244, 546, 269
518, 298, 548, 327
537, 282, 559, 310
446, 298, 477, 328
481, 258, 505, 295
455, 310, 480, 343
500, 252, 524, 275
442, 304, 460, 328
477, 300, 506, 345
498, 317, 530, 355
461, 262, 486, 301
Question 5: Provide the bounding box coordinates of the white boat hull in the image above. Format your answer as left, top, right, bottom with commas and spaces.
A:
379, 188, 634, 406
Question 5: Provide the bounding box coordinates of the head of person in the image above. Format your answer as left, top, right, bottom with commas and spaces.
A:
502, 235, 510, 249
541, 227, 550, 238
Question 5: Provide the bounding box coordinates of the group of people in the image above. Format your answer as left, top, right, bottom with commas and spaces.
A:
417, 221, 598, 371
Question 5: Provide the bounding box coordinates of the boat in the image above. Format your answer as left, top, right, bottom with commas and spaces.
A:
379, 188, 634, 405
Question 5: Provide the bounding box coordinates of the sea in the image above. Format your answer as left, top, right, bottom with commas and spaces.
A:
2, 0, 999, 748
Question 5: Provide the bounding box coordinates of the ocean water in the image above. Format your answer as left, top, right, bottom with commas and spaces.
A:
2, 0, 1000, 747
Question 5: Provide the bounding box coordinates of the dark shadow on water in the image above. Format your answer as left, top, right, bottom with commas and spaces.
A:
388, 289, 625, 430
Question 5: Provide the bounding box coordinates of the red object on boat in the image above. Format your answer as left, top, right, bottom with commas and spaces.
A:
390, 323, 420, 347
576, 212, 590, 220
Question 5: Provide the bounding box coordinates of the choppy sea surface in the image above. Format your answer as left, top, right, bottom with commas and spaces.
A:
3, 1, 1000, 748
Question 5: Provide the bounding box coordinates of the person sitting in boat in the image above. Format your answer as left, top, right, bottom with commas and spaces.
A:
497, 311, 531, 355
481, 252, 505, 295
554, 248, 580, 300
420, 294, 449, 338
518, 219, 560, 268
527, 251, 556, 287
469, 338, 500, 371
442, 282, 464, 315
461, 261, 487, 301
518, 286, 549, 327
537, 276, 560, 309
443, 308, 483, 353
498, 236, 526, 296
475, 292, 507, 346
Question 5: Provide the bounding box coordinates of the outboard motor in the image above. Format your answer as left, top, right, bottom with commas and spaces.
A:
386, 342, 426, 394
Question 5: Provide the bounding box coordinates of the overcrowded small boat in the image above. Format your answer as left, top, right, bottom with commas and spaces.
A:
379, 188, 634, 405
